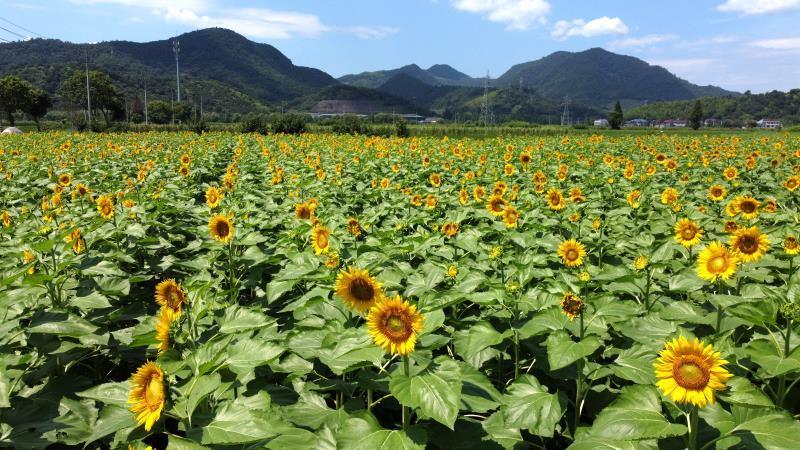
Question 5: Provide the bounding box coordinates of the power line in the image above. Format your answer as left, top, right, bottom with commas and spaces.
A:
0, 36, 9, 43
0, 17, 44, 39
0, 25, 26, 40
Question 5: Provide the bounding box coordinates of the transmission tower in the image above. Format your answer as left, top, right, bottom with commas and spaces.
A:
480, 71, 493, 126
560, 95, 571, 126
173, 39, 181, 102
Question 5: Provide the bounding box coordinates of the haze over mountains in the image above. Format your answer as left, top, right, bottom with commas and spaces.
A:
0, 27, 740, 122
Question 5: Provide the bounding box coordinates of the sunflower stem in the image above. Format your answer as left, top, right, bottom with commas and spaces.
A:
778, 316, 793, 406
513, 329, 520, 380
402, 356, 410, 431
367, 388, 373, 411
687, 407, 699, 450
573, 308, 585, 436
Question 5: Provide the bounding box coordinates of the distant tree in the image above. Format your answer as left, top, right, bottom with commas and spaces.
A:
0, 76, 34, 126
270, 113, 307, 134
60, 70, 123, 126
27, 88, 52, 131
690, 100, 703, 130
608, 100, 624, 130
395, 118, 409, 137
147, 101, 172, 124
172, 102, 193, 123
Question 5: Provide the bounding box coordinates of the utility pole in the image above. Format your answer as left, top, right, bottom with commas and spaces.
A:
560, 95, 571, 127
85, 48, 91, 125
199, 95, 203, 121
143, 77, 148, 125
171, 91, 175, 125
173, 39, 181, 102
480, 70, 493, 126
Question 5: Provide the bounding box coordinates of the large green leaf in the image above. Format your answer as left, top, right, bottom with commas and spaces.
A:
337, 418, 423, 450
546, 330, 602, 370
390, 359, 462, 429
453, 321, 508, 369
500, 374, 563, 437
583, 385, 686, 441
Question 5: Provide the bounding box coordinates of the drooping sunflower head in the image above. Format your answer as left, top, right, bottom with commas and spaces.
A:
473, 185, 487, 201
503, 206, 520, 228
97, 195, 115, 220
708, 185, 726, 201
155, 306, 179, 355
784, 175, 800, 192
295, 202, 313, 220
367, 295, 424, 356
486, 195, 507, 216
205, 186, 223, 209
208, 214, 234, 243
128, 361, 165, 431
311, 224, 331, 255
734, 196, 760, 219
730, 226, 770, 263
674, 218, 703, 248
560, 292, 584, 320
697, 241, 738, 282
723, 220, 739, 234
558, 239, 587, 268
335, 267, 382, 312
784, 236, 800, 255
154, 279, 187, 313
654, 336, 732, 407
627, 190, 641, 208
442, 222, 459, 238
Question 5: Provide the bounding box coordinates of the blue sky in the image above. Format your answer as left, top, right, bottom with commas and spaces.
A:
4, 0, 800, 92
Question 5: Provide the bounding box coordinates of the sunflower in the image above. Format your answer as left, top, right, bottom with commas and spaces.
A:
723, 166, 738, 180
569, 187, 585, 203
155, 307, 178, 355
784, 236, 800, 255
311, 224, 331, 254
661, 188, 679, 205
347, 218, 362, 237
674, 219, 703, 248
335, 267, 383, 312
442, 222, 459, 238
558, 239, 587, 267
708, 185, 726, 202
486, 195, 507, 216
208, 214, 234, 243
654, 336, 731, 408
560, 292, 584, 320
1, 210, 10, 228
205, 186, 223, 209
57, 173, 72, 187
784, 176, 800, 192
295, 202, 314, 220
634, 255, 649, 271
503, 206, 520, 228
473, 185, 487, 202
180, 153, 191, 166
367, 295, 424, 356
697, 242, 738, 282
546, 188, 566, 211
723, 220, 739, 234
626, 190, 641, 208
97, 195, 115, 220
730, 226, 770, 263
128, 361, 165, 431
447, 265, 458, 278
459, 189, 470, 205
734, 196, 760, 220
410, 194, 423, 207
425, 194, 437, 209
179, 165, 190, 177
154, 279, 187, 313
429, 173, 442, 187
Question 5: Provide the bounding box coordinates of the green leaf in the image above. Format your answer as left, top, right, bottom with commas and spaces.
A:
85, 405, 136, 445
77, 381, 130, 407
168, 434, 211, 450
569, 438, 657, 450
453, 321, 507, 369
585, 385, 686, 441
717, 377, 774, 407
28, 311, 97, 337
500, 374, 562, 437
226, 339, 285, 374
745, 339, 800, 376
612, 346, 656, 384
218, 307, 274, 335
337, 418, 423, 450
546, 331, 602, 370
180, 373, 222, 420
457, 362, 503, 413
390, 359, 462, 429
482, 411, 522, 449
190, 401, 284, 445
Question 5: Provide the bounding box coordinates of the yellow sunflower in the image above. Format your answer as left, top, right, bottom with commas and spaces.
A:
560, 292, 584, 320
367, 295, 424, 356
627, 190, 641, 208
558, 239, 587, 267
311, 224, 331, 255
734, 196, 760, 220
97, 195, 115, 220
634, 255, 649, 271
154, 279, 187, 313
335, 267, 383, 312
442, 222, 459, 238
347, 218, 362, 237
57, 172, 72, 187
708, 185, 726, 202
661, 187, 679, 205
128, 361, 165, 431
502, 206, 520, 228
697, 242, 738, 282
654, 336, 731, 407
486, 195, 507, 216
784, 176, 800, 192
730, 226, 770, 263
546, 188, 567, 211
208, 214, 234, 243
155, 307, 179, 355
784, 236, 800, 255
674, 219, 703, 248
205, 186, 223, 209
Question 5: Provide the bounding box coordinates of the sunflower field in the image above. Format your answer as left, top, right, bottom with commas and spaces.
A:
1, 131, 800, 449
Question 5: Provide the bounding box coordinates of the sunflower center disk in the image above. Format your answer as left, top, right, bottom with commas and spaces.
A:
740, 236, 757, 253
217, 222, 229, 237
708, 256, 727, 273
741, 202, 755, 213
566, 249, 578, 260
673, 359, 710, 390
681, 228, 695, 240
385, 315, 410, 338
349, 279, 375, 302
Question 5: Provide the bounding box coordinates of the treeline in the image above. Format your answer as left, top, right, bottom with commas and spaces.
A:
628, 90, 800, 126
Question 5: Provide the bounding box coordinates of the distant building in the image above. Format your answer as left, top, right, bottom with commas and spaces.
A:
401, 114, 425, 123
704, 118, 720, 128
655, 119, 687, 128
423, 117, 443, 124
757, 119, 782, 129
625, 118, 648, 127
593, 118, 609, 127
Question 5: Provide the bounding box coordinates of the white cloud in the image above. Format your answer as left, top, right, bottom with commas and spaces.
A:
750, 37, 800, 49
71, 0, 396, 40
609, 33, 678, 48
451, 0, 551, 30
551, 16, 629, 40
717, 0, 800, 15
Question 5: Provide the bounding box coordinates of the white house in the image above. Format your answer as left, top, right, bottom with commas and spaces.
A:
593, 118, 609, 127
757, 119, 782, 129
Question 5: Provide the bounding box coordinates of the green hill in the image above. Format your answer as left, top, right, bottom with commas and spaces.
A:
339, 63, 482, 89
496, 48, 736, 109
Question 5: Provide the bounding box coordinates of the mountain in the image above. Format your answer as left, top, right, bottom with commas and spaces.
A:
496, 48, 737, 109
0, 28, 337, 116
339, 64, 481, 88
291, 84, 428, 115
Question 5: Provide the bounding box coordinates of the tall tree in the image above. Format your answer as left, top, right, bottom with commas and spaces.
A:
690, 100, 703, 130
608, 100, 624, 130
0, 76, 33, 126
59, 70, 123, 126
27, 88, 52, 131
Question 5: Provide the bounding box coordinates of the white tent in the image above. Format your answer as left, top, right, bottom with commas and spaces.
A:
1, 127, 22, 135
